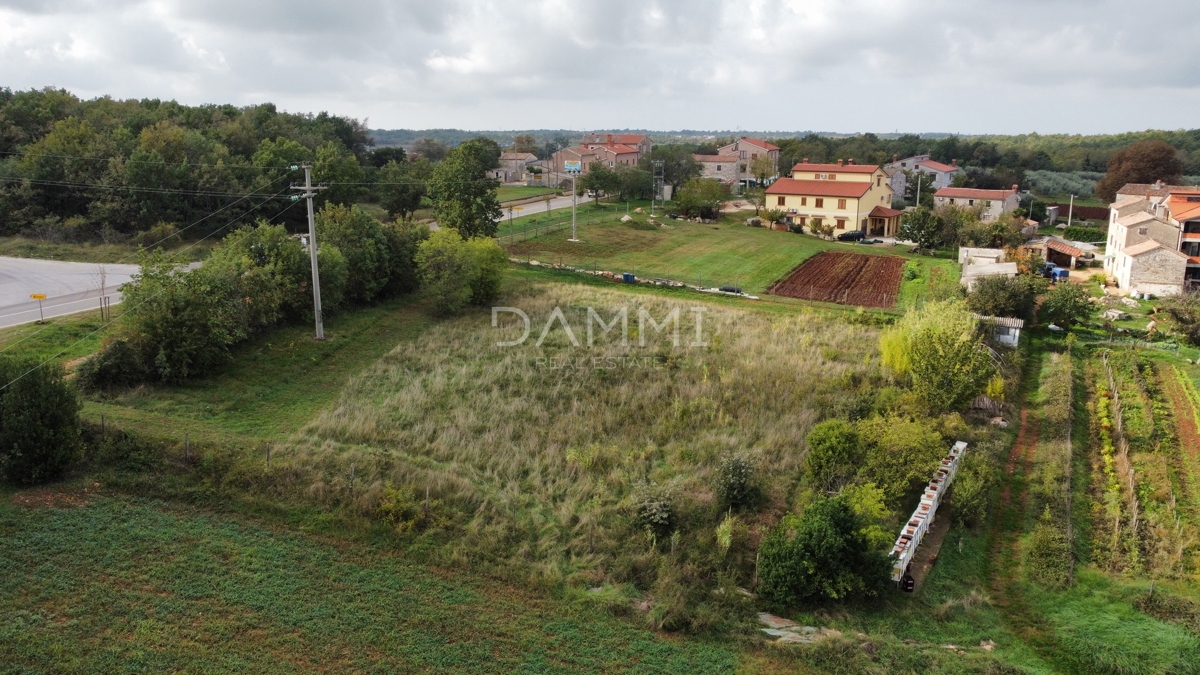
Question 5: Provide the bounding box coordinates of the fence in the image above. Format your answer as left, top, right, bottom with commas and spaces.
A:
1047, 203, 1109, 221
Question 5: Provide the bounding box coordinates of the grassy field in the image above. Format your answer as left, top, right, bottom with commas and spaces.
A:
498, 185, 558, 203
0, 491, 738, 674
0, 236, 215, 264
499, 204, 958, 300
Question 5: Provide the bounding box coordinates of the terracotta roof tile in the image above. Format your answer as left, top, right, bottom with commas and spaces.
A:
739, 137, 780, 151
917, 160, 959, 173
1047, 240, 1084, 258
1117, 183, 1200, 198
766, 178, 872, 198
869, 205, 903, 218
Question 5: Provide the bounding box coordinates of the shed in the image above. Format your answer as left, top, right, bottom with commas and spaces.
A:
973, 314, 1024, 347
961, 262, 1018, 291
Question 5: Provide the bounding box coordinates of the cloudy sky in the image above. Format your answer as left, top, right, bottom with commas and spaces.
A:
1, 0, 1197, 135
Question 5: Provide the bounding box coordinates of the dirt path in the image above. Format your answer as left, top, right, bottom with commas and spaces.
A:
988, 407, 1056, 649
907, 504, 953, 592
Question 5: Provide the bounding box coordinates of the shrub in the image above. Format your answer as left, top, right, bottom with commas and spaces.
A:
317, 204, 392, 304
966, 274, 1044, 321
857, 415, 946, 509
76, 338, 147, 390
1062, 226, 1105, 242
804, 420, 863, 492
631, 481, 676, 539
757, 496, 891, 607
0, 358, 82, 485
377, 483, 450, 532
132, 222, 181, 249
1041, 282, 1094, 326
950, 449, 999, 528
880, 300, 995, 413
464, 236, 507, 306
416, 229, 507, 315
902, 259, 920, 281
1025, 508, 1071, 587
714, 452, 757, 509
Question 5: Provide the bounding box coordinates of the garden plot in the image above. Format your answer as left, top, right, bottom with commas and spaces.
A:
767, 251, 905, 308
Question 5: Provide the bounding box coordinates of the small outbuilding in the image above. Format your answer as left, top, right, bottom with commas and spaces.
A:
973, 314, 1024, 347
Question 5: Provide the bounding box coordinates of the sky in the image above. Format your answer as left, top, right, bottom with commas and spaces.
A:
1, 0, 1198, 135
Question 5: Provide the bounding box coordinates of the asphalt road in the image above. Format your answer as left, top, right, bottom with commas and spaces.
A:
0, 257, 139, 329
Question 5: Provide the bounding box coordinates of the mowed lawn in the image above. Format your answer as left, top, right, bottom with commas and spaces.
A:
0, 493, 736, 674
503, 206, 958, 295
497, 185, 558, 203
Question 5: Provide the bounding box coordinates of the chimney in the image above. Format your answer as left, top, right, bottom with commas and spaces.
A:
606, 133, 612, 144
742, 136, 747, 139
837, 159, 844, 167
1012, 184, 1019, 192
952, 159, 957, 167
893, 154, 898, 163
802, 157, 809, 163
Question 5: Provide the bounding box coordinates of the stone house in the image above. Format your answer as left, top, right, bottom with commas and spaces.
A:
933, 185, 1020, 222
694, 154, 739, 184
717, 137, 780, 186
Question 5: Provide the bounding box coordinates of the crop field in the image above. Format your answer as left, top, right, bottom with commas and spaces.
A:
767, 251, 906, 308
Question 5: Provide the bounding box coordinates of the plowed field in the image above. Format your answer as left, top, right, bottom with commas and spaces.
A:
767, 251, 905, 308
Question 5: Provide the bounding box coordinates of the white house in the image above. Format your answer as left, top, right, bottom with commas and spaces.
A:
885, 154, 962, 195
1112, 239, 1189, 297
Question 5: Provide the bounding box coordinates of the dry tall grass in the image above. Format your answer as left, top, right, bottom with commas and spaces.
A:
286, 282, 881, 585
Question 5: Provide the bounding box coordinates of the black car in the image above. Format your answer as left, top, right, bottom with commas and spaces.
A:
837, 230, 866, 242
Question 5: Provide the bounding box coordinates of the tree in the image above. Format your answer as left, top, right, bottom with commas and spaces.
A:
314, 141, 366, 209
744, 187, 766, 215
757, 496, 891, 607
966, 274, 1044, 321
579, 162, 620, 204
1040, 282, 1093, 326
511, 134, 538, 154
762, 208, 786, 226
898, 206, 943, 250
675, 178, 728, 218
1095, 140, 1184, 202
639, 146, 701, 191
368, 146, 406, 168
804, 420, 863, 492
614, 164, 654, 201
0, 358, 81, 485
317, 204, 392, 304
1161, 290, 1200, 345
412, 137, 448, 161
415, 229, 507, 315
880, 300, 996, 413
903, 170, 935, 207
857, 415, 949, 508
750, 154, 776, 184
377, 158, 431, 221
428, 139, 502, 238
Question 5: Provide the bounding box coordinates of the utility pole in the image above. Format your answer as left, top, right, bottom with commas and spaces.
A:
1066, 194, 1075, 230
652, 159, 664, 215
568, 166, 580, 242
292, 164, 327, 340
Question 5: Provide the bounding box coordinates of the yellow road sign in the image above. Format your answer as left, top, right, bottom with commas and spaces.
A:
30, 294, 46, 300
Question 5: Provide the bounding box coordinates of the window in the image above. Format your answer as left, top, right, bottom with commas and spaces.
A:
877, 176, 882, 186
751, 153, 758, 159
716, 165, 721, 171
988, 201, 994, 207
739, 150, 746, 159
836, 219, 847, 229
801, 197, 807, 206
828, 174, 836, 180
815, 198, 824, 208
837, 199, 846, 209
1139, 227, 1148, 236
814, 173, 822, 179
949, 198, 956, 205
968, 199, 974, 206
798, 217, 806, 226
777, 196, 786, 206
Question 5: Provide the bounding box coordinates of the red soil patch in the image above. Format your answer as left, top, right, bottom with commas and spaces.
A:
10, 483, 101, 509
767, 251, 905, 308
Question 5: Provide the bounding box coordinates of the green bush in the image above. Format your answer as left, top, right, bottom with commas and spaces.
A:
0, 358, 81, 485
76, 338, 147, 390
804, 420, 863, 492
714, 452, 757, 509
1041, 282, 1094, 326
416, 229, 507, 315
1025, 509, 1071, 587
757, 496, 890, 607
132, 222, 181, 249
950, 448, 999, 528
1062, 226, 1105, 242
317, 203, 392, 304
631, 481, 676, 539
902, 259, 920, 281
966, 274, 1045, 321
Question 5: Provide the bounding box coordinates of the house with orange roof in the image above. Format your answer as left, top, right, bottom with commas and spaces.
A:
885, 154, 962, 195
1102, 187, 1200, 294
765, 159, 899, 236
717, 137, 780, 186
582, 133, 652, 156
933, 185, 1020, 222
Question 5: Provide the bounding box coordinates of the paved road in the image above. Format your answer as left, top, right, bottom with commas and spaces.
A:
0, 257, 139, 329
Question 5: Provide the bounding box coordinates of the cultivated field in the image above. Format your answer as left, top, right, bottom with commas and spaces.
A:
767, 251, 906, 308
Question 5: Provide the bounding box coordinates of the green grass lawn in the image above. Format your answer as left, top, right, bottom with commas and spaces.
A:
0, 236, 215, 264
500, 205, 958, 299
497, 185, 558, 203
0, 492, 737, 674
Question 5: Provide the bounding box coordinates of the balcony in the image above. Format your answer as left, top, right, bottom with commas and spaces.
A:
1183, 232, 1200, 240
1189, 256, 1200, 265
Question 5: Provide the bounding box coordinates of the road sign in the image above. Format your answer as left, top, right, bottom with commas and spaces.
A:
564, 161, 582, 173
30, 294, 46, 300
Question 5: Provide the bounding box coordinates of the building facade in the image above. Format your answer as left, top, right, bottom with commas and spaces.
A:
716, 137, 780, 185
764, 159, 898, 236
1102, 187, 1200, 294
694, 154, 739, 184
933, 186, 1019, 221
885, 154, 962, 195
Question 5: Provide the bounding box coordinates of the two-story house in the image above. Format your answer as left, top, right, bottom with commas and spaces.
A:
1102, 186, 1200, 295
764, 159, 900, 237
717, 137, 780, 187
581, 133, 652, 156
884, 154, 962, 195
694, 154, 739, 184
933, 186, 1019, 222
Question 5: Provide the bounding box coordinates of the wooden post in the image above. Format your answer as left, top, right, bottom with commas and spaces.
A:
185, 433, 190, 460
424, 484, 430, 520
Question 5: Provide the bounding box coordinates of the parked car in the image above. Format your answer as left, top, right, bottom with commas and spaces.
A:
837, 230, 865, 242
719, 285, 742, 294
